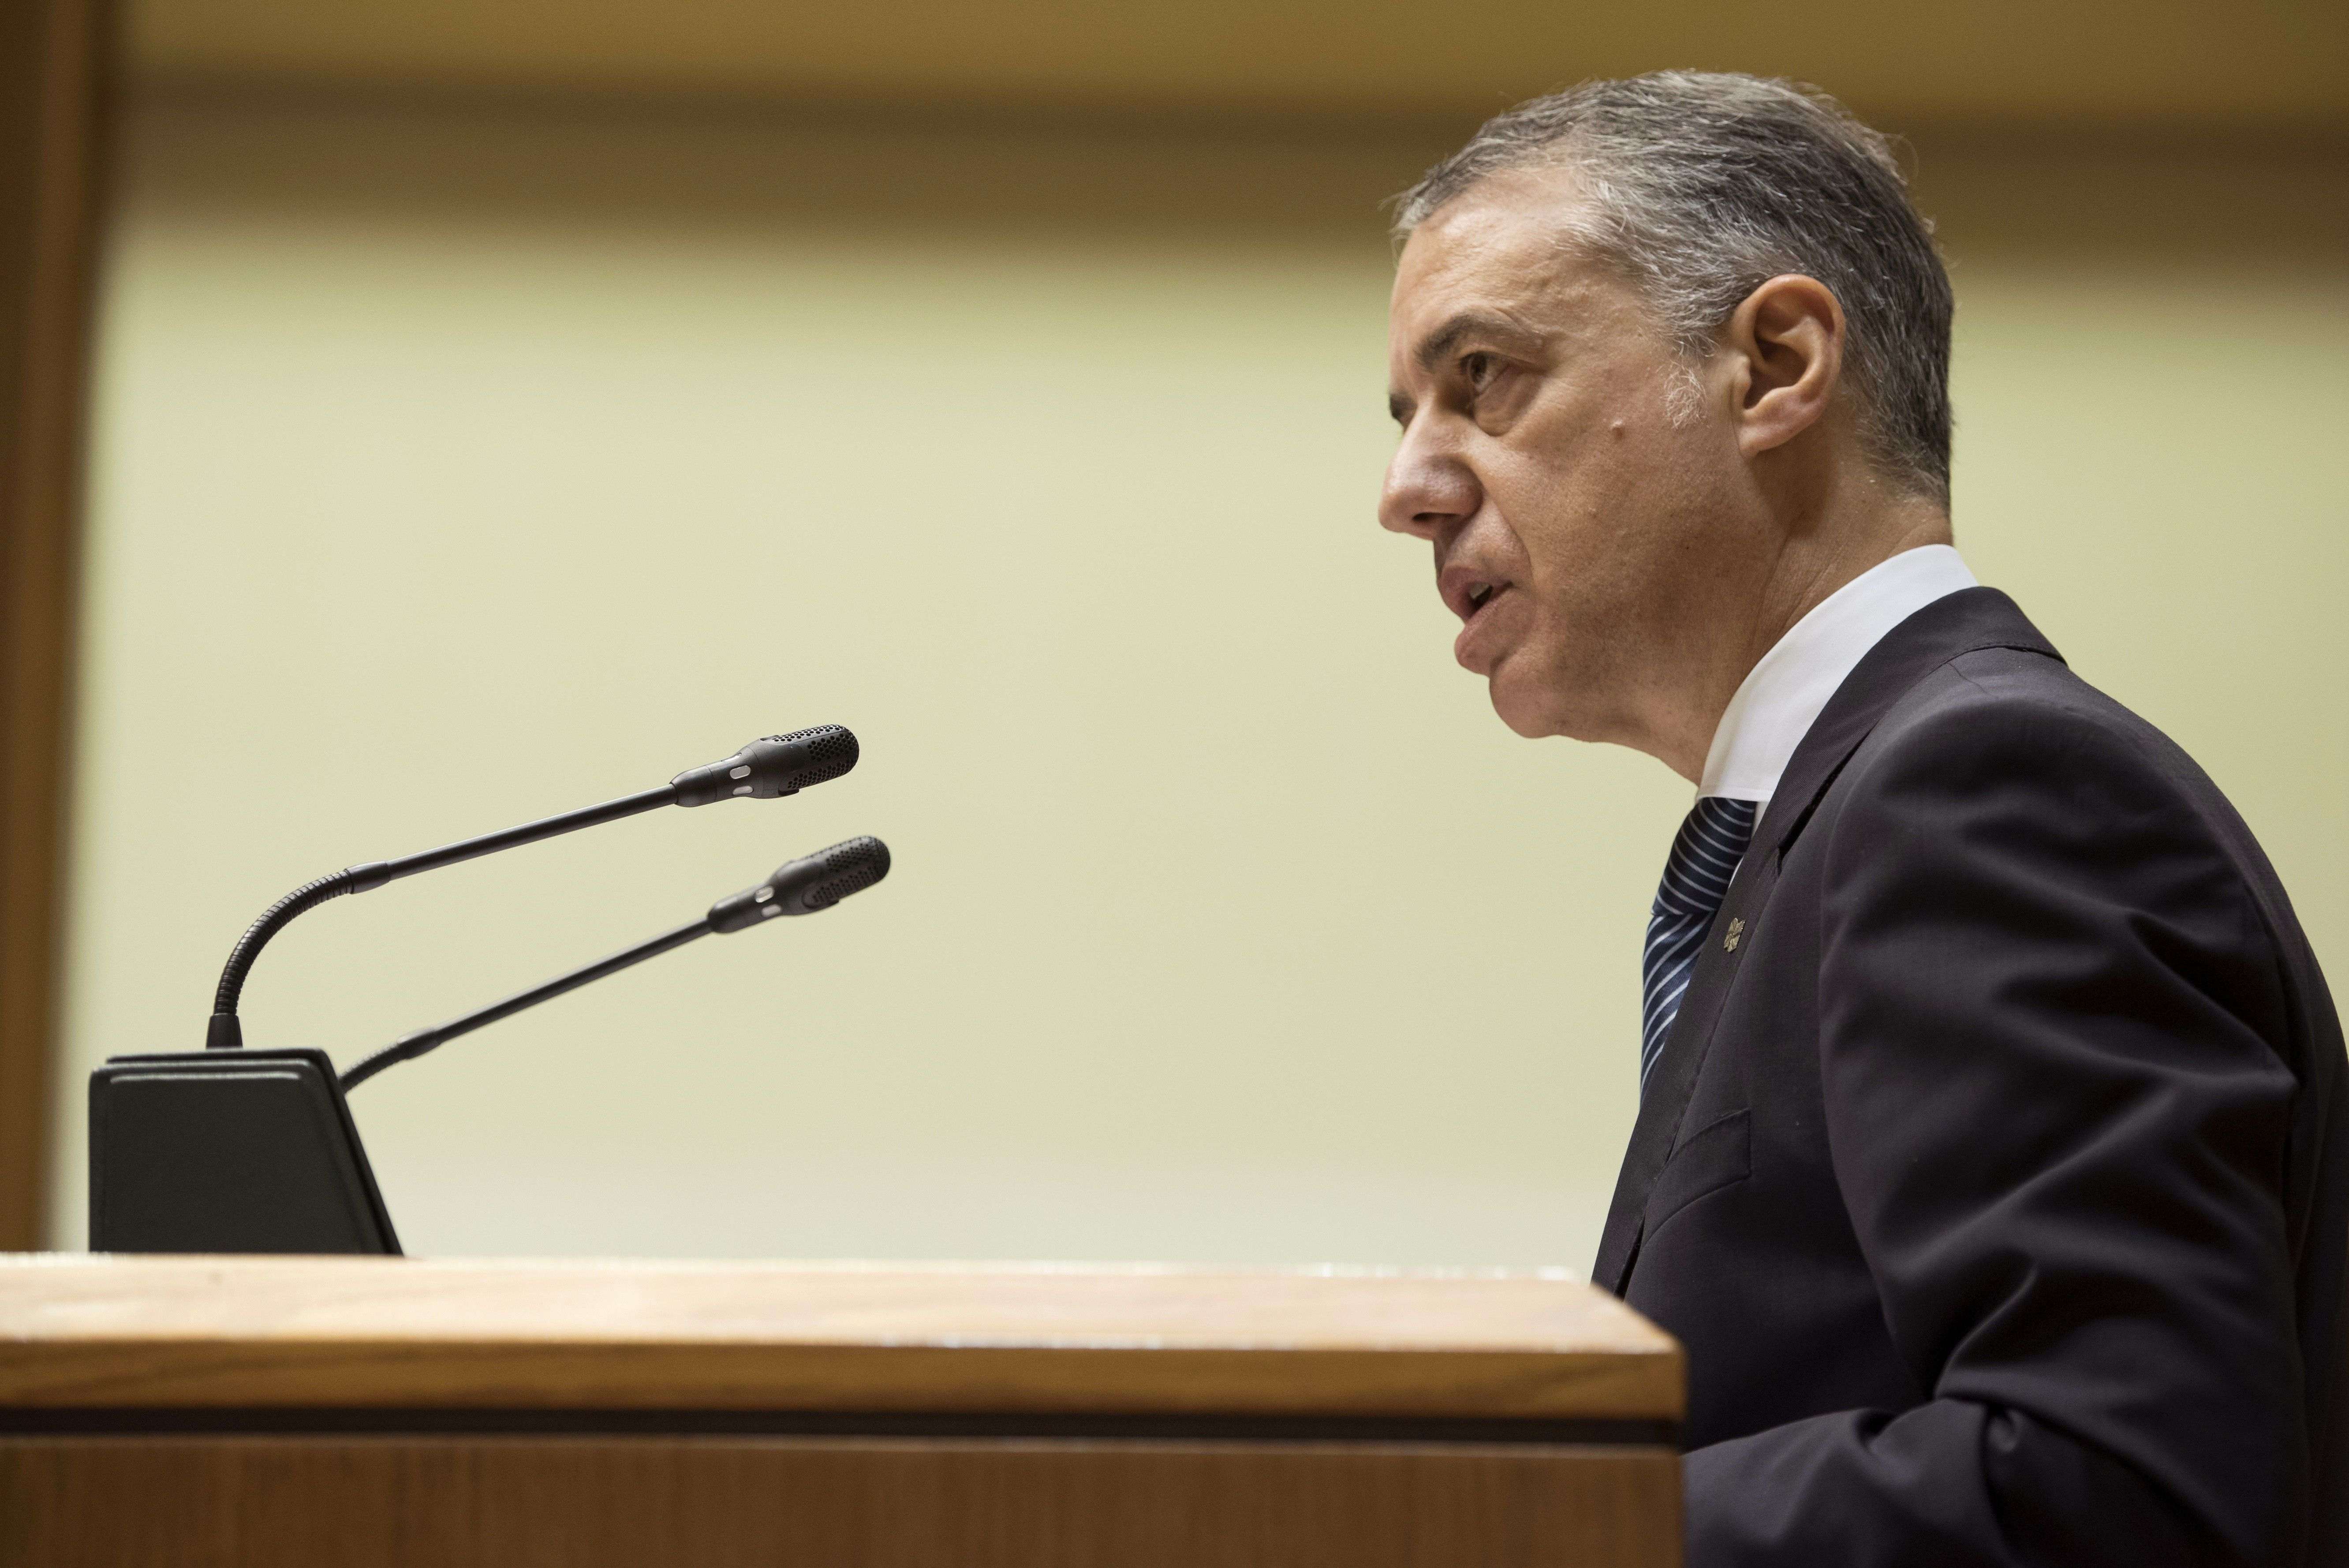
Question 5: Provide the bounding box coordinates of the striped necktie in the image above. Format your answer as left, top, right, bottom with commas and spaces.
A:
1640, 795, 1759, 1092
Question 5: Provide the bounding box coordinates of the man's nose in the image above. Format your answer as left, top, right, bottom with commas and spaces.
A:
1379, 425, 1479, 541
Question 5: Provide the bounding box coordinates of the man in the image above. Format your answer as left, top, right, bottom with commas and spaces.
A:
1379, 73, 2345, 1567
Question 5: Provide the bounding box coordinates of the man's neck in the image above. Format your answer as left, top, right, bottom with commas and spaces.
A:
1652, 491, 1953, 783
1745, 501, 1953, 681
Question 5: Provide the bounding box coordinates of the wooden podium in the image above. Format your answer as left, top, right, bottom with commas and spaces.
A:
0, 1257, 1681, 1566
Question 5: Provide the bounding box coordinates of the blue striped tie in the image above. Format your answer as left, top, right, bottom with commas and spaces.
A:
1641, 796, 1759, 1092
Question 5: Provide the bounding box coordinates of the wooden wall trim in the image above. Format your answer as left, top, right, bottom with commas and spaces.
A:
0, 0, 112, 1249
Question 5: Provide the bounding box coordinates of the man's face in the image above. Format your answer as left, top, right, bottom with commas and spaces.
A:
1382, 167, 1758, 746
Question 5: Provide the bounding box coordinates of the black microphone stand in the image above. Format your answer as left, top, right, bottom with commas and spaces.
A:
86, 832, 889, 1257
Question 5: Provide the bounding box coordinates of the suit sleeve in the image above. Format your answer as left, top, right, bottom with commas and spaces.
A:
1683, 680, 2308, 1567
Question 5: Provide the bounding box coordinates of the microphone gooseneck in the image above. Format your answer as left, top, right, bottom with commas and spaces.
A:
335, 919, 714, 1091
206, 871, 371, 1049
337, 835, 891, 1091
205, 729, 859, 1051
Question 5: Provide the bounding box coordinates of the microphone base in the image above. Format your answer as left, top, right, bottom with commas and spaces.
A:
88, 1048, 400, 1254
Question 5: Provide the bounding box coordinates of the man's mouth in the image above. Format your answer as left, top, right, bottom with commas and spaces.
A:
1458, 582, 1509, 645
1438, 564, 1512, 625
1446, 575, 1517, 675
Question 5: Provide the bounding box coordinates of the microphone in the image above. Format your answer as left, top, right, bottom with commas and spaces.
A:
203, 727, 858, 1051
337, 836, 891, 1091
707, 836, 897, 928
667, 727, 862, 806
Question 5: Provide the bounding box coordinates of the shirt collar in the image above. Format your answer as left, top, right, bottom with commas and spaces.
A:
1699, 545, 1979, 804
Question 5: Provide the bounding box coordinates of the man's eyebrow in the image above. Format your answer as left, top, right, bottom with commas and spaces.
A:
1413, 310, 1538, 373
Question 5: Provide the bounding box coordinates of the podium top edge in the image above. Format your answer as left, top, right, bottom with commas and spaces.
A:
0, 1255, 1681, 1422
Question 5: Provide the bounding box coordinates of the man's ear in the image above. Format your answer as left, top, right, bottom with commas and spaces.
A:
1722, 273, 1845, 459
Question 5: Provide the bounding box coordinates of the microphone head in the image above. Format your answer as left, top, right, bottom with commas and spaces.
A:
708, 836, 892, 932
672, 725, 859, 806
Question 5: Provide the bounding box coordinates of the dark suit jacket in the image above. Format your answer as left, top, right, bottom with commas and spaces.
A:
1595, 589, 2347, 1567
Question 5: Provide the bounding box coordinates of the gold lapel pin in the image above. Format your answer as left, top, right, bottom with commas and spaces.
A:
1723, 916, 1747, 952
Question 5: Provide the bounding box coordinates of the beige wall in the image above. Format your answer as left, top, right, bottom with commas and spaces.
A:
48, 93, 2348, 1266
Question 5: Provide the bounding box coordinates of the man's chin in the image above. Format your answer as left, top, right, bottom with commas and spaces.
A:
1486, 664, 1566, 739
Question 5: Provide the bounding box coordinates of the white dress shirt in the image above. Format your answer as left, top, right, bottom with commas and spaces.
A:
1699, 544, 1979, 806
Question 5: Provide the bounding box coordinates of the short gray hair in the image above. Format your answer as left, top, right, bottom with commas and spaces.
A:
1394, 72, 1953, 504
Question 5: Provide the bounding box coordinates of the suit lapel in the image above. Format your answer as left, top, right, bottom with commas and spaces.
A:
1591, 589, 2061, 1295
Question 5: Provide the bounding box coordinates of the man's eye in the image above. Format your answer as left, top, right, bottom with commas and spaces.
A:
1461, 352, 1499, 392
